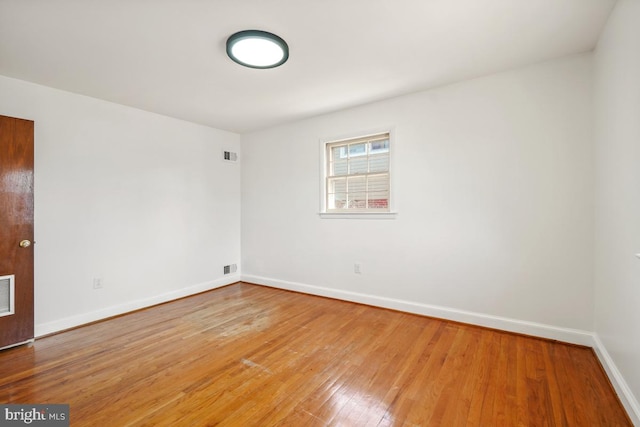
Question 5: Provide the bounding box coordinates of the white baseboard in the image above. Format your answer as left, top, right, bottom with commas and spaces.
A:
592, 334, 640, 426
35, 275, 240, 337
241, 274, 594, 345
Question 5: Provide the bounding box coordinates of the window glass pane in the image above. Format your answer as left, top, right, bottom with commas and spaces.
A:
331, 159, 348, 176
348, 143, 367, 157
331, 145, 346, 161
349, 157, 368, 174
369, 139, 389, 154
328, 177, 346, 193
348, 193, 366, 209
330, 146, 348, 176
367, 174, 389, 192
327, 177, 347, 210
347, 176, 366, 209
367, 192, 389, 209
369, 154, 389, 173
347, 176, 366, 193
329, 193, 347, 209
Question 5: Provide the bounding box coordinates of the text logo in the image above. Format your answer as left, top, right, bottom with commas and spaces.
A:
0, 405, 69, 426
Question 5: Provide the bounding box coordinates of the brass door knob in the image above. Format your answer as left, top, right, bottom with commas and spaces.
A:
19, 239, 31, 248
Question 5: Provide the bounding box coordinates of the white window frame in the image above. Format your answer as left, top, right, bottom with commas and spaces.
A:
319, 129, 397, 219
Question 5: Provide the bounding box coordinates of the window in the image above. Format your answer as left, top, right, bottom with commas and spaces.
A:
324, 132, 391, 213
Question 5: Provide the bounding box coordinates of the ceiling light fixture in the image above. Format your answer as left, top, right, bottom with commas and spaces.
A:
226, 30, 289, 69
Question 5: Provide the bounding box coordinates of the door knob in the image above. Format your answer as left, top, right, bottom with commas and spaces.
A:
19, 239, 31, 248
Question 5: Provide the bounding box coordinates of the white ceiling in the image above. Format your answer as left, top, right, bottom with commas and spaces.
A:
0, 0, 616, 134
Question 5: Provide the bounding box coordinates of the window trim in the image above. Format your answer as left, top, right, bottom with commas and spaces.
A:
319, 128, 397, 219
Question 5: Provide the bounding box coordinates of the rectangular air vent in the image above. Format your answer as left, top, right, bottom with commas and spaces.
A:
223, 151, 238, 162
223, 264, 238, 275
0, 275, 15, 317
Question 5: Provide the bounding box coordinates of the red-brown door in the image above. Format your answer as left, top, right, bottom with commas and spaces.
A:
0, 115, 34, 349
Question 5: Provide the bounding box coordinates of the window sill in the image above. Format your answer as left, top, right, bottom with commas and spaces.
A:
318, 212, 398, 220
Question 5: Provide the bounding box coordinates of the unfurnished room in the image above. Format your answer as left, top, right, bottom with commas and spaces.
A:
0, 0, 639, 425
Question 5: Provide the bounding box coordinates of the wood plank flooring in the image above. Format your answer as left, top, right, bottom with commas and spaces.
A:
0, 283, 631, 426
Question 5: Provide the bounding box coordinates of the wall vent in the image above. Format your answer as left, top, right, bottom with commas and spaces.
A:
223, 264, 238, 275
0, 274, 15, 317
223, 151, 238, 162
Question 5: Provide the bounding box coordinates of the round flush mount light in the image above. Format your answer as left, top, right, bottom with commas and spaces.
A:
226, 30, 289, 69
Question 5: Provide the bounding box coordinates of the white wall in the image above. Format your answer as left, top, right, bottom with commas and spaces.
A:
242, 54, 594, 339
0, 75, 242, 336
594, 0, 640, 422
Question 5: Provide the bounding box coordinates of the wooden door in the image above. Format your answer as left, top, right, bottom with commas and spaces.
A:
0, 115, 34, 349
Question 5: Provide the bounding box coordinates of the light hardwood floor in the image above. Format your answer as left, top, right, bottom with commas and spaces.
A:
0, 282, 631, 426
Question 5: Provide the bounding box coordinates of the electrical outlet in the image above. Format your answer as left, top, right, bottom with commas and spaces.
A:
93, 278, 103, 289
354, 263, 361, 274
